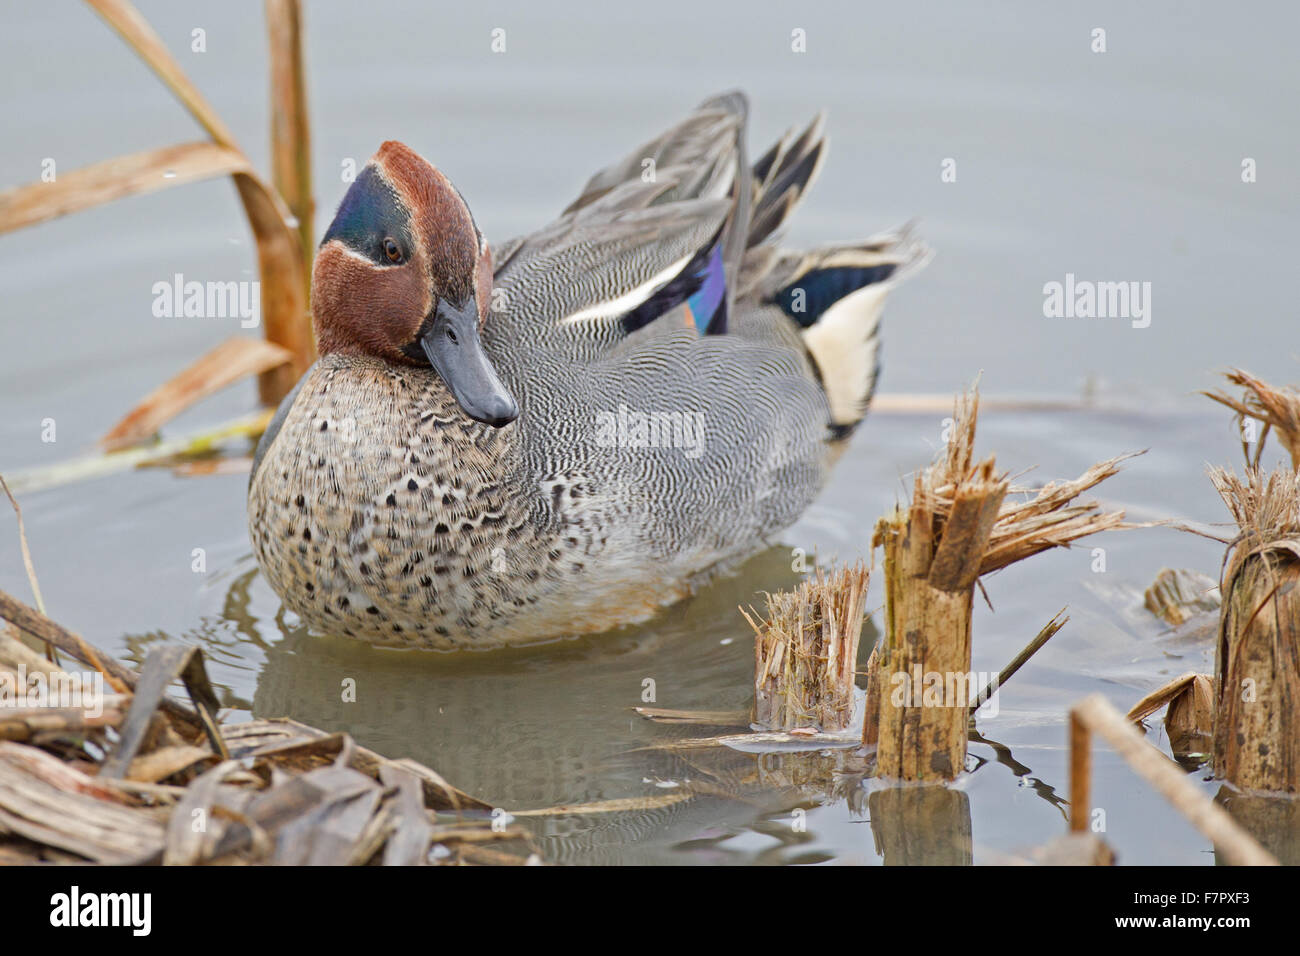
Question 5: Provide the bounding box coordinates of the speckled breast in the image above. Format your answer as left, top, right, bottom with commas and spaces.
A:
247, 356, 591, 650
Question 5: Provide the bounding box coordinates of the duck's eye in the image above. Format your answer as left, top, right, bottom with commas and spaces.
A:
382, 238, 403, 264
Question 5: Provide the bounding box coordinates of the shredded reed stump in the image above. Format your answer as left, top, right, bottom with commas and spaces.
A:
869, 384, 1135, 781
871, 396, 1006, 779
1209, 467, 1300, 793
744, 563, 869, 733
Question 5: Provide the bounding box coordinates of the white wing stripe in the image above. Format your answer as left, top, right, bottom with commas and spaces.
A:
558, 253, 694, 324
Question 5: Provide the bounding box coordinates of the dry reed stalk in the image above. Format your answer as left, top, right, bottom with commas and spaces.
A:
976, 452, 1138, 574
1, 475, 53, 662
1068, 693, 1277, 865
743, 563, 869, 733
86, 0, 239, 145
0, 495, 527, 866
869, 394, 1084, 415
633, 706, 749, 725
1202, 368, 1300, 470
1208, 466, 1300, 792
0, 590, 153, 709
267, 0, 315, 288
0, 701, 129, 743
968, 609, 1068, 714
0, 142, 249, 234
5, 410, 272, 498
0, 138, 308, 412
100, 338, 293, 451
1166, 675, 1216, 754
0, 631, 67, 683
1127, 671, 1206, 723
86, 0, 314, 405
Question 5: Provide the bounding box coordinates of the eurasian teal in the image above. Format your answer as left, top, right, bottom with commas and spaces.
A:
247, 92, 929, 649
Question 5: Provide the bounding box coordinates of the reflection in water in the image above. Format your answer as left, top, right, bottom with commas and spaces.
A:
969, 728, 1069, 819
155, 545, 1072, 863
869, 784, 973, 866
1215, 787, 1300, 866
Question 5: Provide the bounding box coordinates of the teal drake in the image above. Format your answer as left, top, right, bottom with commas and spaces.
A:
247, 91, 929, 650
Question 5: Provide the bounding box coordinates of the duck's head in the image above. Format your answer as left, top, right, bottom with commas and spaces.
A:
312, 141, 518, 427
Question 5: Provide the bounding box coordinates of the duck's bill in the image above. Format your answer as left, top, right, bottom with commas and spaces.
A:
420, 299, 519, 427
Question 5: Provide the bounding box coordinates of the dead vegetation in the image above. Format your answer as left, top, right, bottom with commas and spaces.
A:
1108, 370, 1300, 862
910, 389, 1136, 578
0, 0, 316, 451
1203, 368, 1300, 470
1127, 671, 1215, 758
1143, 567, 1221, 627
1208, 466, 1300, 794
0, 588, 536, 865
743, 563, 869, 733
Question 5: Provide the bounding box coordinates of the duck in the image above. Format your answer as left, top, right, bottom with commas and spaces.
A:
247, 91, 929, 650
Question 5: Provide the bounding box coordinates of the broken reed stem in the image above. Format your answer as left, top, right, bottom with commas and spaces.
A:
4, 409, 273, 498
1143, 568, 1221, 627
1, 476, 46, 620
0, 589, 158, 709
1202, 368, 1300, 471
968, 609, 1068, 714
87, 0, 240, 147
1069, 694, 1277, 866
744, 562, 869, 733
873, 477, 1006, 779
870, 383, 1133, 781
1069, 709, 1090, 833
87, 0, 313, 403
1127, 671, 1204, 724
1, 475, 61, 664
1126, 671, 1215, 758
873, 387, 1007, 780
1208, 466, 1300, 793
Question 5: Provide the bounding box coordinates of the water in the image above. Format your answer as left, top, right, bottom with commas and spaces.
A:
1, 1, 1297, 864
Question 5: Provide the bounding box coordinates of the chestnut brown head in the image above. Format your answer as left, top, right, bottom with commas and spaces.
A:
312, 141, 517, 426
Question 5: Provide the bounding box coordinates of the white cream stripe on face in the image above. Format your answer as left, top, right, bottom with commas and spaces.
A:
332, 240, 380, 265
558, 253, 695, 324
